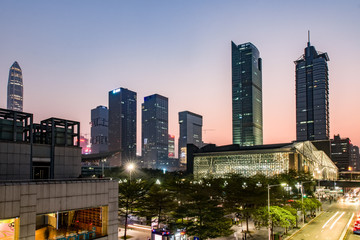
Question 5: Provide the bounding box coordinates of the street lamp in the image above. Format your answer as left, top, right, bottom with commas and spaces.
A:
295, 181, 312, 226
127, 163, 135, 181
267, 183, 287, 240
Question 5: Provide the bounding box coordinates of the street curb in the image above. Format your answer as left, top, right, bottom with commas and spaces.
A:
340, 212, 354, 240
284, 211, 325, 240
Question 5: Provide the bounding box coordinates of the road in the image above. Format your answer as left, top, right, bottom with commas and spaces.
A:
291, 202, 359, 240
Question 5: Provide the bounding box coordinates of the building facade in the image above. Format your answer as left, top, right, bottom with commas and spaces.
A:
331, 134, 352, 172
178, 111, 203, 168
351, 145, 360, 171
0, 108, 118, 240
168, 134, 175, 158
231, 42, 263, 146
142, 94, 168, 169
91, 105, 109, 154
295, 37, 330, 141
108, 88, 136, 163
7, 61, 23, 112
188, 141, 337, 180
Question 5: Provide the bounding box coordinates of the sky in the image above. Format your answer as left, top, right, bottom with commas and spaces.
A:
0, 0, 359, 156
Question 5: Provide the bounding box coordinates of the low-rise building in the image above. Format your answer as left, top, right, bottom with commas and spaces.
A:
0, 108, 118, 240
187, 141, 337, 180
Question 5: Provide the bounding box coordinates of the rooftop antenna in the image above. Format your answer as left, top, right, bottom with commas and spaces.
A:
307, 30, 310, 46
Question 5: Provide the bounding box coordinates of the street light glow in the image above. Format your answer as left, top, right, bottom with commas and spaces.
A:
127, 163, 135, 171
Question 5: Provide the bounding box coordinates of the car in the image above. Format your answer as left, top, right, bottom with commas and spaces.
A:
354, 226, 360, 235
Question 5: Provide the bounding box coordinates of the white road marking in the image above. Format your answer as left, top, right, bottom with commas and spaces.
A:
330, 212, 345, 230
322, 211, 339, 229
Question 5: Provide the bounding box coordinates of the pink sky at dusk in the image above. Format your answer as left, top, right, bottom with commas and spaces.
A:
0, 1, 359, 156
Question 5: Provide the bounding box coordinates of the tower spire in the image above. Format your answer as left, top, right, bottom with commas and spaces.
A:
307, 30, 310, 47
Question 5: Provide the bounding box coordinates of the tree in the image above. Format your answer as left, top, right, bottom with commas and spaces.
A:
139, 182, 177, 228
253, 206, 296, 238
223, 174, 267, 235
181, 180, 233, 239
303, 198, 321, 218
118, 179, 149, 240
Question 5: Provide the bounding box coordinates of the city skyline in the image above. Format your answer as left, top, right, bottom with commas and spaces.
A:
0, 1, 359, 155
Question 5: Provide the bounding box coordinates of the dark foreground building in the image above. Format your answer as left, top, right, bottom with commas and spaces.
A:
0, 108, 118, 240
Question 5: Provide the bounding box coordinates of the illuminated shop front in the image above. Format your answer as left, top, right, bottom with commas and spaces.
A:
35, 207, 108, 240
0, 218, 19, 240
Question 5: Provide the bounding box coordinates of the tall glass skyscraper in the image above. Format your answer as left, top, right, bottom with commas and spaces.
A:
7, 61, 23, 111
295, 38, 329, 141
108, 88, 137, 161
231, 42, 263, 146
142, 94, 168, 169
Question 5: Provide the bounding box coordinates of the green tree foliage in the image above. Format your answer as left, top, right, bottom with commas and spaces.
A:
179, 180, 233, 240
118, 179, 149, 240
223, 174, 267, 233
253, 206, 296, 237
139, 183, 177, 228
303, 198, 321, 216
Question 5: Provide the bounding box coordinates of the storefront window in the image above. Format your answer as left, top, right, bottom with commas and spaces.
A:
0, 218, 19, 240
35, 206, 108, 240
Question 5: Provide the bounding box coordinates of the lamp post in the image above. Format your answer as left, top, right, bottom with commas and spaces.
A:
295, 181, 312, 225
127, 163, 135, 181
267, 183, 287, 240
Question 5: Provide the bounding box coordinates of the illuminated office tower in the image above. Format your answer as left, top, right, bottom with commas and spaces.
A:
108, 88, 137, 161
232, 42, 263, 146
7, 61, 23, 111
142, 94, 168, 169
295, 34, 329, 141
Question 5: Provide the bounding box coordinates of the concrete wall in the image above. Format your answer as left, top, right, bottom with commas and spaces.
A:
0, 142, 31, 180
54, 146, 81, 178
0, 179, 118, 240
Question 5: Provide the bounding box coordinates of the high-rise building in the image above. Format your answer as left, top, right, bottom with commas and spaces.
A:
295, 34, 330, 141
7, 61, 23, 111
108, 88, 136, 163
178, 111, 203, 167
351, 145, 360, 171
91, 105, 109, 154
142, 94, 168, 169
331, 134, 351, 172
231, 42, 263, 146
168, 134, 175, 158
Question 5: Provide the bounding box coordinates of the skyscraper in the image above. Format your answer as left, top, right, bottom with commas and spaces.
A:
91, 105, 109, 154
108, 88, 136, 162
295, 34, 330, 141
178, 111, 203, 167
142, 94, 168, 169
7, 61, 23, 111
231, 42, 263, 146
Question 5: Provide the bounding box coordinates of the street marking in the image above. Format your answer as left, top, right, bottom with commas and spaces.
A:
322, 211, 339, 229
330, 212, 345, 230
